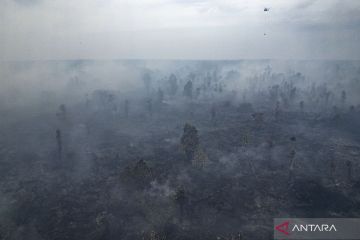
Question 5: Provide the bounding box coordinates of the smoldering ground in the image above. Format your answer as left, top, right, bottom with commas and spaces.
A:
0, 60, 360, 240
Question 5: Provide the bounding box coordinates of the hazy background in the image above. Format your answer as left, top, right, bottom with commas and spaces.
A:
1, 2, 360, 240
1, 0, 360, 61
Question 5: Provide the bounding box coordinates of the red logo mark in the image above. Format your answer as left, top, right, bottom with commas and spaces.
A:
275, 221, 290, 236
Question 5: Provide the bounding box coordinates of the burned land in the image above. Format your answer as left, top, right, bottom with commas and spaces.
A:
0, 60, 360, 240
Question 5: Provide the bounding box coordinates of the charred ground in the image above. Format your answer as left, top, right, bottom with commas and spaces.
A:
0, 60, 360, 240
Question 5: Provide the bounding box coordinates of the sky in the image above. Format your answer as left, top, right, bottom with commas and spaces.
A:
0, 0, 360, 60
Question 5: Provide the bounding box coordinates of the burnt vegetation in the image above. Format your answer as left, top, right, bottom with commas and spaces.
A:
0, 60, 360, 240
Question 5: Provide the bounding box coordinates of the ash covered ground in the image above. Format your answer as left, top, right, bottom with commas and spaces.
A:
0, 60, 360, 240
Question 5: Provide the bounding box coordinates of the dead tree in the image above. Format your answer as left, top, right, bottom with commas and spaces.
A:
274, 101, 280, 121
56, 129, 62, 161
181, 123, 199, 162
56, 104, 67, 121
341, 90, 346, 108
183, 80, 193, 99
266, 139, 274, 170
192, 147, 208, 169
174, 187, 187, 224
332, 106, 340, 122
299, 100, 304, 113
349, 105, 355, 113
124, 99, 129, 118
288, 137, 297, 184
168, 74, 178, 96
346, 160, 353, 183
85, 94, 90, 109
148, 230, 165, 240
146, 98, 153, 117
329, 145, 337, 184
241, 129, 256, 178
288, 149, 296, 183
143, 72, 152, 95
157, 88, 164, 105
211, 104, 216, 124
247, 155, 256, 178
330, 159, 336, 183
252, 112, 264, 126
290, 87, 297, 105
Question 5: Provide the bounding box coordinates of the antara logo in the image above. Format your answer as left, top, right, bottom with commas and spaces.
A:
275, 221, 290, 235
275, 221, 337, 236
292, 224, 337, 232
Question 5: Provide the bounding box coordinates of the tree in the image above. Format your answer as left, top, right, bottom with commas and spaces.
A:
346, 160, 353, 182
299, 101, 304, 113
168, 74, 178, 96
56, 129, 62, 161
56, 104, 67, 121
85, 93, 90, 109
288, 137, 297, 184
183, 80, 193, 99
192, 147, 208, 169
211, 104, 216, 123
146, 98, 153, 117
124, 99, 129, 118
251, 112, 264, 126
122, 159, 153, 189
328, 145, 337, 184
341, 90, 346, 108
265, 139, 274, 170
349, 105, 355, 113
174, 186, 187, 224
290, 87, 297, 103
274, 101, 280, 121
143, 71, 152, 94
157, 88, 164, 104
181, 123, 199, 161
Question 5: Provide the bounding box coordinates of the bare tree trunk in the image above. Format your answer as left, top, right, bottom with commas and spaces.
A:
56, 129, 62, 161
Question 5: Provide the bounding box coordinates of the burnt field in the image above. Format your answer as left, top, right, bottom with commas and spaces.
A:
0, 60, 360, 240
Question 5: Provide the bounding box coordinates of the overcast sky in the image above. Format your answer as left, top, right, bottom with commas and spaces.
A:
1, 0, 360, 60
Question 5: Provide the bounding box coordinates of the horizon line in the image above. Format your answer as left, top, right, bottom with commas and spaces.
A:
2, 57, 360, 63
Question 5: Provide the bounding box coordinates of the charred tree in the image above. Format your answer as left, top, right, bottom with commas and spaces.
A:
146, 98, 153, 117
157, 88, 164, 105
211, 104, 216, 124
274, 101, 280, 121
192, 147, 208, 169
124, 99, 129, 118
341, 90, 347, 109
299, 100, 304, 113
346, 160, 353, 183
174, 187, 187, 224
56, 129, 62, 161
56, 104, 67, 121
180, 123, 199, 162
183, 80, 193, 99
288, 136, 297, 184
168, 74, 178, 96
143, 72, 152, 95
